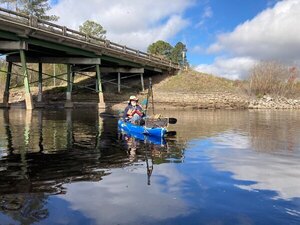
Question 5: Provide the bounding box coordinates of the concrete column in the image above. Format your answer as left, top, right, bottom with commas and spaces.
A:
2, 62, 12, 107
140, 73, 145, 92
96, 64, 106, 109
72, 70, 75, 92
37, 63, 43, 102
20, 49, 34, 110
118, 72, 121, 93
65, 64, 74, 108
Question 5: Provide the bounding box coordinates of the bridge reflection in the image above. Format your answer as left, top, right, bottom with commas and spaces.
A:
0, 109, 185, 224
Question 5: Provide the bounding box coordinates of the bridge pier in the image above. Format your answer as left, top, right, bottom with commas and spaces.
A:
118, 72, 121, 93
35, 62, 46, 108
96, 64, 106, 109
20, 49, 34, 110
65, 64, 74, 108
140, 73, 145, 92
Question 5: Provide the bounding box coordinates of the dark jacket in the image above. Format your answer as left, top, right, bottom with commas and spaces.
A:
123, 104, 144, 120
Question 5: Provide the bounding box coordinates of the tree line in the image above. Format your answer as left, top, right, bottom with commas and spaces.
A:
147, 40, 187, 67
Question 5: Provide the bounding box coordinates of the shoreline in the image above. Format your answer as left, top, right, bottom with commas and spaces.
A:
109, 91, 300, 111
2, 88, 300, 111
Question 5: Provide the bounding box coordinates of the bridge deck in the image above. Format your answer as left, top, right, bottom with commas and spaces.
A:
0, 7, 179, 71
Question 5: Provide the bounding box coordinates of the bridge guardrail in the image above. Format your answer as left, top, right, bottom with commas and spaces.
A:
0, 7, 180, 69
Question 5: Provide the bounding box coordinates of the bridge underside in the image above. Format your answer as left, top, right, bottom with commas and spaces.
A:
0, 32, 167, 110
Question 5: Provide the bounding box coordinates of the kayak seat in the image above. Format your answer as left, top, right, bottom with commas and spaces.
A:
145, 118, 168, 128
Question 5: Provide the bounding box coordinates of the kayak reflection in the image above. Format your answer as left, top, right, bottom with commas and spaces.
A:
118, 126, 178, 185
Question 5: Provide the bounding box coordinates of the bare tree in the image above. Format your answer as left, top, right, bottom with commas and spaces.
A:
249, 61, 299, 97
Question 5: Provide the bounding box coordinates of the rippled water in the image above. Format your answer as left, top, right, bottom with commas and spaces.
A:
0, 109, 300, 225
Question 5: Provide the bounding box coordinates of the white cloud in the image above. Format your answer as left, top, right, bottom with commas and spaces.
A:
197, 0, 300, 79
195, 57, 257, 80
196, 5, 213, 28
203, 5, 213, 19
191, 45, 204, 54
211, 0, 300, 61
108, 15, 189, 50
50, 0, 192, 50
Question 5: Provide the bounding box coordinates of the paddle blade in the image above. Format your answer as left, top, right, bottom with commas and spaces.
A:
141, 98, 148, 106
166, 131, 177, 137
168, 118, 177, 124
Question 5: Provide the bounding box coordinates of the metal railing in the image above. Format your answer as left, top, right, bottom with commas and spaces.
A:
0, 7, 180, 69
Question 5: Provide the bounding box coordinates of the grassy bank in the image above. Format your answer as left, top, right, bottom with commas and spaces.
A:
154, 69, 238, 93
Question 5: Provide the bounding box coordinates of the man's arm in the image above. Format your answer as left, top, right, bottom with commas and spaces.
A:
135, 105, 144, 117
123, 106, 130, 119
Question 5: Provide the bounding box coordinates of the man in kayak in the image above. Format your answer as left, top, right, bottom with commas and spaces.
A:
123, 95, 144, 124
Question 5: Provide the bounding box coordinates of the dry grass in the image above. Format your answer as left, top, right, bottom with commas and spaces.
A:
154, 69, 237, 93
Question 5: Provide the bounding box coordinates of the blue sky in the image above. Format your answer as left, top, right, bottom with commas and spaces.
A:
173, 0, 274, 64
44, 1, 300, 79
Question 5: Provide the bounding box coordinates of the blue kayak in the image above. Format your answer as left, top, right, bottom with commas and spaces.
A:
119, 128, 167, 146
118, 119, 167, 138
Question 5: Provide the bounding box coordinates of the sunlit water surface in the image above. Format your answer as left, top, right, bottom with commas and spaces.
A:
0, 109, 300, 225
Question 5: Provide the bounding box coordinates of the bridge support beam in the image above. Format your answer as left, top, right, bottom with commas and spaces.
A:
2, 62, 12, 107
140, 73, 145, 92
96, 64, 106, 109
20, 49, 34, 110
64, 64, 74, 108
36, 63, 45, 108
118, 72, 121, 93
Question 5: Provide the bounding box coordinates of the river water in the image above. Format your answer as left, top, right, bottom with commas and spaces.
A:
0, 109, 299, 225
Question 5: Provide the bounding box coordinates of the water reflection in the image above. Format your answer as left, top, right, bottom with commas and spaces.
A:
154, 110, 300, 202
0, 109, 185, 224
118, 129, 181, 185
0, 109, 109, 194
160, 110, 300, 153
248, 110, 300, 152
0, 109, 109, 224
210, 130, 300, 200
0, 109, 299, 224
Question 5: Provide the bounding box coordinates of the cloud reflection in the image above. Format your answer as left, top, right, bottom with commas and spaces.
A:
209, 131, 300, 200
60, 166, 189, 225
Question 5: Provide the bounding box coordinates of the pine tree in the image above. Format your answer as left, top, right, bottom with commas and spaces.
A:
1, 0, 59, 21
21, 0, 59, 21
79, 20, 106, 39
147, 40, 173, 59
170, 42, 187, 66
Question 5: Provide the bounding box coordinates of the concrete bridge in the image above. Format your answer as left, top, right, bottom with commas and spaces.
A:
0, 7, 180, 109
